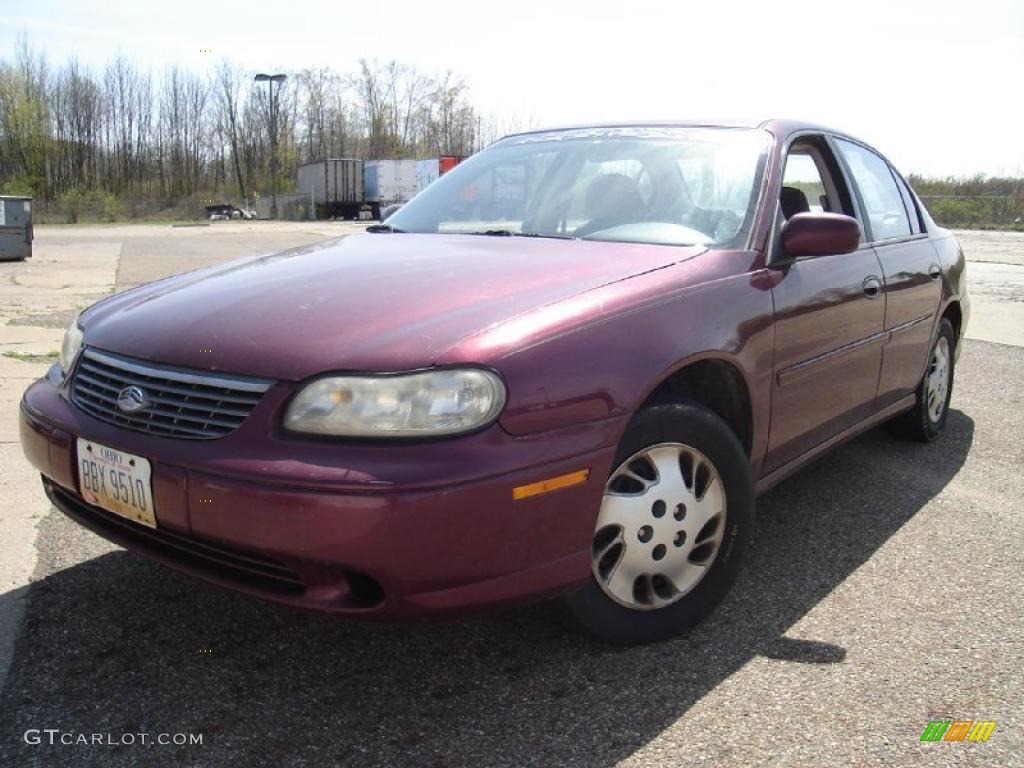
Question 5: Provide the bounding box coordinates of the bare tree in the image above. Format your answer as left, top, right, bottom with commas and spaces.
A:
0, 39, 496, 208
422, 71, 479, 155
351, 59, 393, 159
214, 61, 248, 201
0, 36, 51, 197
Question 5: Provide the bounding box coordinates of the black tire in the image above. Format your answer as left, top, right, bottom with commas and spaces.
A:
566, 402, 754, 644
887, 318, 955, 442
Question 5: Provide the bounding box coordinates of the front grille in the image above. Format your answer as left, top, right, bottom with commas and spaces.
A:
71, 347, 272, 439
48, 482, 306, 595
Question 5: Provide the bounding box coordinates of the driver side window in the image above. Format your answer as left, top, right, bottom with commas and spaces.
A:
778, 138, 860, 244
782, 154, 827, 215
780, 145, 848, 221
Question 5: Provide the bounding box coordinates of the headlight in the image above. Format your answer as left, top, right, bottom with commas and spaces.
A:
283, 369, 506, 437
58, 315, 84, 375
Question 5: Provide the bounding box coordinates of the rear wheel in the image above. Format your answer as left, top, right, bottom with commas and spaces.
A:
888, 318, 955, 442
567, 403, 753, 644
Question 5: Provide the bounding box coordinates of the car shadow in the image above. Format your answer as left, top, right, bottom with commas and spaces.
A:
0, 411, 974, 768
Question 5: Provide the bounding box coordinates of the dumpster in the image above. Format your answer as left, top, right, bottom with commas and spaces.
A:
0, 195, 33, 261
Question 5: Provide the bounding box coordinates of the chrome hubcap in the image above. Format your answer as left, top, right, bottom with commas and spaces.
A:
591, 442, 727, 610
926, 337, 950, 423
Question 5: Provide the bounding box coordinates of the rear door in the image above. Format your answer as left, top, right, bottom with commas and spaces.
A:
764, 136, 887, 473
832, 138, 942, 406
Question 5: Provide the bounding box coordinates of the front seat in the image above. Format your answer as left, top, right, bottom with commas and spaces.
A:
780, 185, 810, 220
574, 174, 646, 237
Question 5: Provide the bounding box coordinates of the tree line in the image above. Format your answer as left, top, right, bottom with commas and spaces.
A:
1, 37, 1020, 229
0, 37, 521, 209
909, 174, 1024, 230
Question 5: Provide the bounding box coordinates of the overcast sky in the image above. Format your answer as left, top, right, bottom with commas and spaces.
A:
3, 0, 1021, 177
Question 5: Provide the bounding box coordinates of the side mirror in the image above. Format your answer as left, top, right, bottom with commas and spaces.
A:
782, 212, 861, 258
380, 203, 403, 222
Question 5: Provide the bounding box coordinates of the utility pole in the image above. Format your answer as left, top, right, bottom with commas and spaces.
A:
255, 73, 287, 219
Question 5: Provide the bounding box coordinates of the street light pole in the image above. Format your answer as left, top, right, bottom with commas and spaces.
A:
254, 73, 287, 219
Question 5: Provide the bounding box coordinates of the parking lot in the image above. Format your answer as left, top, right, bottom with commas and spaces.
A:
0, 223, 1021, 767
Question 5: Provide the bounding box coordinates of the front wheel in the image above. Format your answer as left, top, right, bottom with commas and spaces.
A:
566, 403, 754, 644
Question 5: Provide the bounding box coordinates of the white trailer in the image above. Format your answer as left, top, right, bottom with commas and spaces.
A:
297, 158, 364, 219
364, 160, 418, 218
417, 156, 467, 195
417, 159, 441, 194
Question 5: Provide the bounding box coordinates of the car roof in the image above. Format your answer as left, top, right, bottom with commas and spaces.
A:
501, 118, 852, 141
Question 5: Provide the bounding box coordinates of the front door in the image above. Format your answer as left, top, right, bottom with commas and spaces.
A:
764, 137, 886, 473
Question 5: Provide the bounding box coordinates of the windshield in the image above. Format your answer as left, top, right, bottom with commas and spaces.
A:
386, 126, 770, 248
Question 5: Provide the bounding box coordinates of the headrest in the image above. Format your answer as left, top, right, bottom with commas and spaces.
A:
780, 186, 810, 219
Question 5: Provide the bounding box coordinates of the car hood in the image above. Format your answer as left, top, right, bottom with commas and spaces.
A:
82, 233, 702, 381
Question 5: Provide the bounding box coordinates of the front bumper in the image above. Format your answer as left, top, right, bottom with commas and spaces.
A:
21, 376, 623, 617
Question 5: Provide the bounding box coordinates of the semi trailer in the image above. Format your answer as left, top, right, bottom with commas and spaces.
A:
297, 155, 469, 220
416, 155, 466, 192
296, 158, 365, 219
364, 160, 418, 219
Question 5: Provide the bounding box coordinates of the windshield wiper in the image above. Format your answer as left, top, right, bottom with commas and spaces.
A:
466, 229, 576, 240
366, 223, 405, 233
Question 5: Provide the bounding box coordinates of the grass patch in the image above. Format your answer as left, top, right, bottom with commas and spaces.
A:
3, 349, 59, 364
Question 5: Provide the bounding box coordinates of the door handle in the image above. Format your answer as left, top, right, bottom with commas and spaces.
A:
863, 276, 882, 299
929, 264, 942, 280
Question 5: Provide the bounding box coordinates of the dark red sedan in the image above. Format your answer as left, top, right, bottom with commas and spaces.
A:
20, 120, 968, 643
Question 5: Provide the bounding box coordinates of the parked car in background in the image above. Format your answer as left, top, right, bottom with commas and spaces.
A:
21, 120, 967, 644
205, 204, 250, 221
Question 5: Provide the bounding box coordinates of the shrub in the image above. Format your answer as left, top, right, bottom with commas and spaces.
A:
59, 189, 85, 224
100, 193, 121, 223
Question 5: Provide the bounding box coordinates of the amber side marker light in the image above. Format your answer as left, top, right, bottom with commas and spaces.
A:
513, 469, 591, 500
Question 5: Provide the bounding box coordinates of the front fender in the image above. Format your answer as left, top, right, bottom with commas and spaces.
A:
469, 260, 775, 473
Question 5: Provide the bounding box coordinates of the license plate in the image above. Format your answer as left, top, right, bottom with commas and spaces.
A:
76, 438, 157, 528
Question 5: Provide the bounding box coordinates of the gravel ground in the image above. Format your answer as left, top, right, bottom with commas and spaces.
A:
0, 343, 1018, 767
0, 224, 1020, 767
953, 229, 1024, 266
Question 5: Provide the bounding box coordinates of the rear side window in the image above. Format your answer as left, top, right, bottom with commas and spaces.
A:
834, 139, 911, 241
891, 172, 923, 234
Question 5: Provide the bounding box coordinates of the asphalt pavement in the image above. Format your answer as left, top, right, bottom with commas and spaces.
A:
0, 224, 1020, 767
